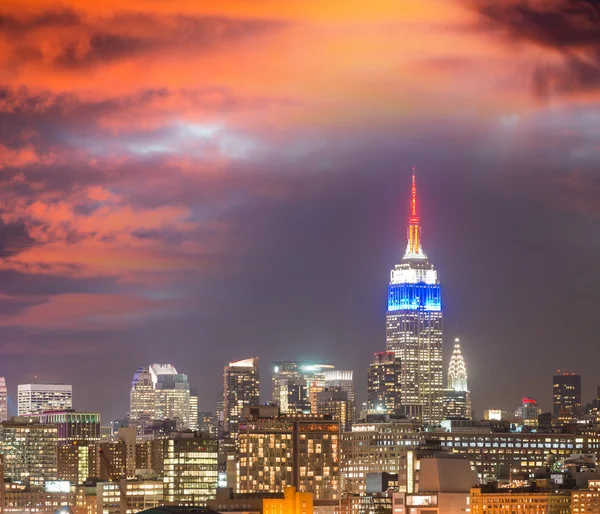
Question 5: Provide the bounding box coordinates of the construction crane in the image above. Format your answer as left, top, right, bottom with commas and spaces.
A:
98, 448, 131, 514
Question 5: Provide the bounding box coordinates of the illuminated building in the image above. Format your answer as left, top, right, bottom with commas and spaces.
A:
0, 378, 7, 422
199, 411, 218, 437
3, 486, 76, 514
238, 414, 340, 500
209, 486, 314, 514
367, 352, 402, 415
572, 480, 600, 514
385, 172, 443, 424
470, 486, 571, 514
130, 367, 156, 434
341, 420, 600, 489
163, 431, 218, 506
316, 388, 351, 431
515, 396, 541, 427
223, 358, 260, 439
390, 445, 477, 514
189, 389, 199, 431
340, 420, 423, 494
36, 411, 101, 484
553, 372, 582, 423
442, 341, 471, 419
17, 383, 72, 415
272, 362, 336, 415
152, 364, 191, 431
97, 478, 164, 514
324, 371, 355, 422
0, 418, 58, 487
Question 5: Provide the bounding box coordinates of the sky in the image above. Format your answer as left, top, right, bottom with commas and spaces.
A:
1, 0, 600, 422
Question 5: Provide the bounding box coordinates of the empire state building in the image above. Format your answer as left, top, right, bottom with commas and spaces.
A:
386, 171, 443, 424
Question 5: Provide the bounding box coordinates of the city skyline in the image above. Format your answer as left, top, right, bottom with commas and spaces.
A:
1, 0, 600, 423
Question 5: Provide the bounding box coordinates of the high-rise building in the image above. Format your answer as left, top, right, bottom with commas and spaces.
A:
272, 362, 335, 415
189, 388, 199, 431
0, 378, 7, 422
0, 418, 58, 487
324, 370, 355, 422
223, 358, 259, 438
17, 383, 72, 415
385, 172, 443, 424
553, 372, 582, 422
442, 339, 471, 419
367, 352, 402, 415
163, 431, 218, 505
199, 411, 218, 437
36, 411, 100, 484
238, 413, 340, 500
316, 387, 351, 431
515, 396, 541, 427
129, 367, 156, 434
151, 364, 191, 431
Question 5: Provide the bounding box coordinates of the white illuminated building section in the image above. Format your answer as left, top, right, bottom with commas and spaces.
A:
390, 265, 438, 285
448, 339, 468, 392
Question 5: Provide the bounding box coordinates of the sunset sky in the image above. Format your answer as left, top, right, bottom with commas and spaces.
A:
1, 0, 599, 420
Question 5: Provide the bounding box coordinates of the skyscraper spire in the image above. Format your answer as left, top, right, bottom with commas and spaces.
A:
448, 338, 468, 392
405, 167, 424, 258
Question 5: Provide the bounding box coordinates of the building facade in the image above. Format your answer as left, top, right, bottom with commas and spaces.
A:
0, 378, 7, 422
163, 432, 218, 505
367, 352, 402, 415
130, 367, 156, 434
17, 383, 72, 415
385, 172, 443, 424
324, 370, 355, 422
316, 388, 351, 431
224, 358, 260, 438
553, 372, 582, 422
238, 415, 340, 500
0, 419, 58, 487
470, 487, 571, 514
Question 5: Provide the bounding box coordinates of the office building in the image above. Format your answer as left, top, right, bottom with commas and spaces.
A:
572, 480, 600, 514
385, 172, 443, 424
98, 478, 164, 514
0, 418, 58, 487
36, 411, 101, 484
17, 383, 72, 415
199, 412, 218, 437
163, 431, 218, 505
130, 367, 156, 434
0, 378, 7, 422
341, 421, 600, 488
238, 412, 340, 500
515, 396, 541, 427
553, 372, 582, 423
316, 388, 351, 431
152, 364, 191, 431
367, 352, 402, 415
470, 486, 571, 514
272, 362, 336, 415
324, 370, 355, 422
189, 388, 199, 431
223, 358, 260, 438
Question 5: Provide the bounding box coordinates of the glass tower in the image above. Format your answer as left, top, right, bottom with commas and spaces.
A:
385, 171, 443, 424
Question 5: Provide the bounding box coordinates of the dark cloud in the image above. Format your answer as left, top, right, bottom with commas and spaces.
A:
0, 9, 286, 70
473, 0, 600, 98
0, 221, 34, 258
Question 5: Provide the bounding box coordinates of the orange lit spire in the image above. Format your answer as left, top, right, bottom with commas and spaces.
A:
406, 168, 424, 257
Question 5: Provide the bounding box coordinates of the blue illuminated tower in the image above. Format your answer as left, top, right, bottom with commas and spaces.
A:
386, 171, 443, 424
